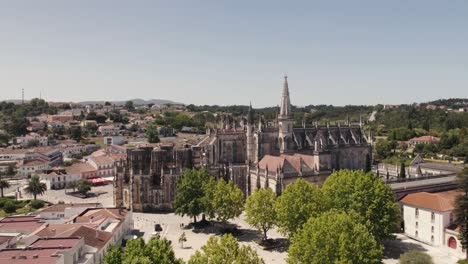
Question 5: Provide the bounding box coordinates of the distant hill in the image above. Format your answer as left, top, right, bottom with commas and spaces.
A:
78, 99, 184, 106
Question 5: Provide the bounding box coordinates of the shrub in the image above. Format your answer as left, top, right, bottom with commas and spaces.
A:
31, 200, 45, 209
399, 250, 433, 264
3, 201, 17, 213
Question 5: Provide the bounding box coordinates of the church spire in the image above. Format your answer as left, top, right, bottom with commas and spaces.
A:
279, 75, 292, 117
247, 101, 254, 125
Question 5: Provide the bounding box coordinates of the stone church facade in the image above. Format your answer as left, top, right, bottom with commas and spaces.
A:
114, 77, 372, 212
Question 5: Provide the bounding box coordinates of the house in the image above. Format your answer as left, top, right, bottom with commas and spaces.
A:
32, 207, 133, 263
38, 169, 81, 190
47, 114, 74, 123
409, 136, 441, 147
81, 120, 98, 127
400, 191, 465, 256
88, 156, 115, 178
0, 216, 46, 235
103, 136, 125, 146
0, 237, 90, 264
27, 121, 46, 132
64, 162, 98, 179
18, 159, 50, 177
35, 203, 101, 223
97, 125, 119, 136
16, 132, 48, 147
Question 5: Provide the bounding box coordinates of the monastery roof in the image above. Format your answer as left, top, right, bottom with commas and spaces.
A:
400, 190, 461, 212
21, 159, 48, 167
258, 153, 317, 174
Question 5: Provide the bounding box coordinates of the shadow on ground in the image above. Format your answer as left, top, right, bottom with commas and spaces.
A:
383, 237, 428, 260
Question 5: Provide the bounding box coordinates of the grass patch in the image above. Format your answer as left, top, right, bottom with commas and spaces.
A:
0, 196, 45, 217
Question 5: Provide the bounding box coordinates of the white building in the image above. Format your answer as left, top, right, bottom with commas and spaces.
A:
16, 133, 48, 147
400, 191, 465, 256
38, 170, 81, 190
18, 159, 50, 177
103, 136, 125, 146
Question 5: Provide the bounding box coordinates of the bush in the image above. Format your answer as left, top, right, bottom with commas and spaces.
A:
31, 200, 44, 209
457, 260, 468, 264
0, 197, 10, 208
399, 250, 433, 264
3, 201, 17, 213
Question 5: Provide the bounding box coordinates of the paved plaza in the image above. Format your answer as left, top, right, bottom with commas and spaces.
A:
133, 212, 288, 263
10, 181, 115, 207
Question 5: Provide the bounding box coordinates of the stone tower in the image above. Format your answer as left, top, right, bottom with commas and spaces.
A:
246, 102, 256, 164
278, 75, 294, 153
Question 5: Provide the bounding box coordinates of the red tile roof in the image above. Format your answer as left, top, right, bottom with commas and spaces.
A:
0, 248, 63, 264
30, 237, 81, 248
400, 190, 461, 212
409, 136, 440, 142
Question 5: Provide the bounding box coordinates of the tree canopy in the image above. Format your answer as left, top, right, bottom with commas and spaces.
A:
245, 188, 277, 240
24, 175, 47, 200
288, 210, 383, 264
146, 124, 161, 143
322, 170, 399, 242
174, 169, 210, 223
104, 236, 182, 264
212, 179, 244, 224
188, 234, 264, 264
275, 179, 325, 237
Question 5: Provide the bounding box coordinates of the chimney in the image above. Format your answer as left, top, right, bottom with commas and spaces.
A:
51, 229, 56, 236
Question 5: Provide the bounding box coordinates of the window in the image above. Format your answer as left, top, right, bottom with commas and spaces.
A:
431, 235, 434, 242
431, 226, 434, 233
416, 222, 418, 228
415, 231, 418, 237
431, 212, 435, 222
415, 208, 419, 218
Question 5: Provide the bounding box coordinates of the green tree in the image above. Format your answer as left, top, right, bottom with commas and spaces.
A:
455, 167, 468, 259
174, 169, 209, 223
188, 234, 264, 264
125, 101, 135, 111
275, 179, 325, 237
103, 245, 122, 264
70, 127, 82, 142
322, 170, 399, 242
399, 250, 433, 264
212, 179, 244, 224
77, 179, 92, 197
146, 124, 160, 143
67, 181, 78, 193
245, 188, 276, 240
0, 172, 10, 197
24, 175, 47, 200
400, 162, 406, 179
201, 176, 217, 220
144, 235, 183, 264
5, 164, 16, 176
3, 200, 17, 214
288, 210, 382, 264
375, 139, 393, 159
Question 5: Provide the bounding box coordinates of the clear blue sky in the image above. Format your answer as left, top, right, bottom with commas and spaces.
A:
0, 0, 467, 107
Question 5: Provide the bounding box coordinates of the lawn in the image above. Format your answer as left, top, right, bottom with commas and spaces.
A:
0, 196, 46, 217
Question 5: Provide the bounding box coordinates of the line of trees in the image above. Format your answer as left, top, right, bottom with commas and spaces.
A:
244, 170, 399, 263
